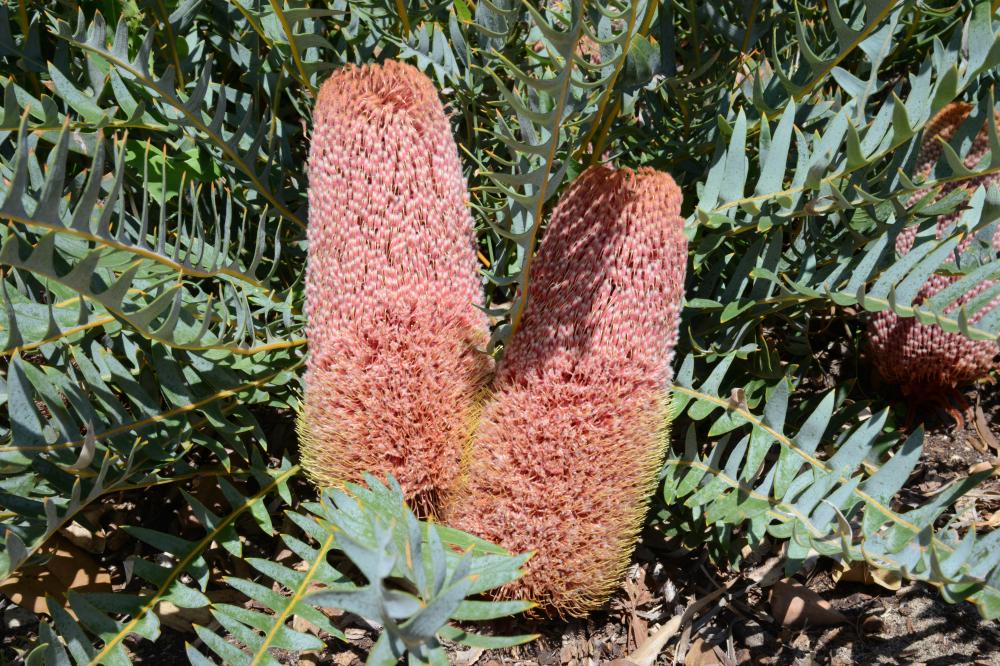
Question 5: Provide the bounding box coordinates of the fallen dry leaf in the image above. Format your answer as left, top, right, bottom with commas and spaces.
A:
626, 583, 732, 666
61, 521, 106, 554
769, 580, 847, 628
974, 397, 999, 452
630, 614, 649, 652
451, 646, 485, 666
333, 651, 361, 666
0, 536, 113, 615
344, 627, 369, 641
685, 638, 728, 666
968, 461, 994, 475
745, 555, 785, 588
831, 561, 901, 591
618, 566, 654, 651
975, 510, 1000, 529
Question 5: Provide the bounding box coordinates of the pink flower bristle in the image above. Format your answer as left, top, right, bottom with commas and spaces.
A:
445, 165, 688, 617
867, 102, 1000, 403
302, 60, 491, 516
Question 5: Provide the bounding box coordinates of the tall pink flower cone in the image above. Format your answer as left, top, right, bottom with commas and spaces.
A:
445, 165, 688, 616
301, 61, 491, 516
867, 102, 1000, 405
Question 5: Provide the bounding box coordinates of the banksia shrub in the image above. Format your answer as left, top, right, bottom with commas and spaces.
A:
446, 165, 688, 616
301, 61, 491, 516
867, 102, 1000, 402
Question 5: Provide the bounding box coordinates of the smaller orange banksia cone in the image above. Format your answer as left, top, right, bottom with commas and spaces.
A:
867, 102, 1000, 398
302, 61, 491, 515
446, 165, 688, 616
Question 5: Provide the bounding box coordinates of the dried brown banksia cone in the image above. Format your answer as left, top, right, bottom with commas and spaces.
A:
446, 165, 688, 616
867, 102, 1000, 412
301, 61, 491, 516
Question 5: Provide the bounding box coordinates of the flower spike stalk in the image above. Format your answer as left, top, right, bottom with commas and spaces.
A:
446, 165, 688, 616
867, 102, 1000, 407
301, 61, 491, 516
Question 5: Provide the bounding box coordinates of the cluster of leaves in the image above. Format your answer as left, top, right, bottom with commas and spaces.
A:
28, 474, 533, 665
659, 0, 1000, 620
0, 0, 999, 663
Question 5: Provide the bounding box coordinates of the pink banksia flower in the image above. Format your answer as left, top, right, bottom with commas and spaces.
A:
301, 61, 491, 516
445, 165, 688, 616
867, 102, 1000, 407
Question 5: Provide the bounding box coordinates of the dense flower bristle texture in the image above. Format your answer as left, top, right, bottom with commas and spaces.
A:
867, 102, 1000, 396
446, 165, 688, 617
302, 60, 491, 516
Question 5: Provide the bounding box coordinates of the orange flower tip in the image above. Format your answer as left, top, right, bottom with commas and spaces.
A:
316, 60, 437, 119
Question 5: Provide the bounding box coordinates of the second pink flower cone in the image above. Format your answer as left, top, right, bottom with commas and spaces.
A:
447, 165, 689, 616
867, 102, 1000, 401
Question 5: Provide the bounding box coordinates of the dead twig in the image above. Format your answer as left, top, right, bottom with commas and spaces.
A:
626, 580, 735, 666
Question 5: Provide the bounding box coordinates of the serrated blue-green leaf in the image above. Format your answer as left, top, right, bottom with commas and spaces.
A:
437, 624, 539, 649
774, 392, 835, 498
47, 599, 94, 665
401, 575, 475, 641
451, 599, 535, 621
194, 624, 251, 664
860, 429, 923, 534
366, 630, 405, 666
308, 586, 384, 621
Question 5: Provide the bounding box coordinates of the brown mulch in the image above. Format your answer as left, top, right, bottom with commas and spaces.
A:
2, 386, 998, 665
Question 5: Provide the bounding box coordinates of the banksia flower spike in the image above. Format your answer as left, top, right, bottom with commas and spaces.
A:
446, 166, 688, 617
301, 61, 491, 516
867, 102, 1000, 410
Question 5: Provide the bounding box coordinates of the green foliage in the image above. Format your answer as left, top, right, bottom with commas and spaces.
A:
27, 474, 531, 665
29, 461, 299, 665
0, 0, 999, 663
661, 0, 1000, 620
302, 477, 536, 665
